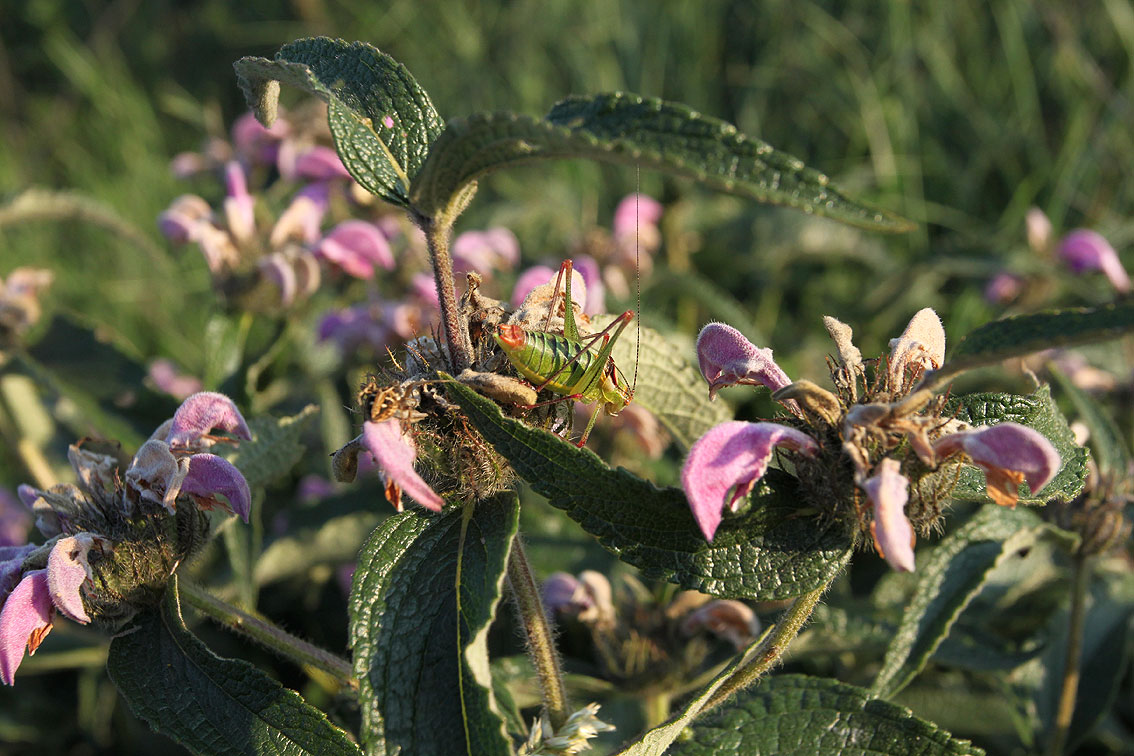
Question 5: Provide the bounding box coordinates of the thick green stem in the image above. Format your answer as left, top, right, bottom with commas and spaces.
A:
702, 586, 825, 713
179, 579, 355, 690
1047, 553, 1091, 756
643, 691, 671, 730
417, 214, 473, 372
507, 538, 569, 730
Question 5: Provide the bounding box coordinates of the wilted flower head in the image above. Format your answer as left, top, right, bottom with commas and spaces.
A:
681, 309, 1063, 571
520, 703, 614, 755
1, 392, 252, 683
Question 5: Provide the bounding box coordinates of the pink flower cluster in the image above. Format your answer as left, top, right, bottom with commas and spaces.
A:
1, 393, 252, 684
682, 313, 1061, 572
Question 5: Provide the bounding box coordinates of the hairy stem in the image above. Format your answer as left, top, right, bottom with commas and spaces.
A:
416, 214, 473, 372
702, 585, 824, 713
179, 579, 356, 690
1047, 553, 1091, 756
507, 538, 569, 730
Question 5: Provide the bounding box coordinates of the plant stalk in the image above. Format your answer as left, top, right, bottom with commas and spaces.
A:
702, 585, 824, 713
418, 215, 474, 372
179, 579, 356, 689
506, 538, 569, 730
1047, 553, 1091, 756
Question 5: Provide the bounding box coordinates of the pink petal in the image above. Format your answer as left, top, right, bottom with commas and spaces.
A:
411, 273, 440, 309
46, 534, 102, 623
1026, 207, 1052, 253
680, 599, 761, 650
126, 439, 189, 514
984, 273, 1024, 305
612, 193, 663, 237
0, 490, 30, 549
361, 419, 443, 512
573, 255, 605, 315
452, 228, 520, 275
0, 570, 53, 685
167, 392, 252, 448
269, 186, 328, 247
1059, 229, 1131, 293
182, 453, 252, 522
681, 421, 818, 541
0, 545, 35, 604
223, 162, 256, 244
232, 111, 288, 165
695, 323, 792, 400
261, 252, 298, 306
511, 265, 557, 307
541, 572, 584, 614
157, 195, 212, 244
888, 308, 946, 384
316, 221, 394, 278
933, 423, 1061, 503
294, 146, 351, 181
861, 459, 915, 572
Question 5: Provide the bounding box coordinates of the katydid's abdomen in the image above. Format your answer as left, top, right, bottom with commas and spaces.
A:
495, 325, 605, 398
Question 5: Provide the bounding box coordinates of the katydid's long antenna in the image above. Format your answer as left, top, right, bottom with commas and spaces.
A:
633, 165, 641, 394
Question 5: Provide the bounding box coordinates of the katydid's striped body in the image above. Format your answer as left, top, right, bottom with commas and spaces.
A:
494, 319, 633, 416
492, 259, 635, 446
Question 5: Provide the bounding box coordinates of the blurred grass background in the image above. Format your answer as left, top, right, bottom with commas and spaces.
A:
1, 1, 1133, 753
3, 0, 1133, 371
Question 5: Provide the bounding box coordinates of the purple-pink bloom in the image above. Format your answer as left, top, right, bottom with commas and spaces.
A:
0, 569, 52, 685
222, 161, 256, 244
269, 184, 329, 248
612, 193, 663, 238
932, 422, 1060, 508
45, 534, 101, 623
232, 110, 289, 166
452, 228, 520, 276
411, 273, 440, 310
984, 272, 1024, 305
148, 359, 204, 401
0, 490, 30, 548
0, 545, 35, 604
695, 323, 793, 401
1058, 229, 1131, 293
293, 145, 352, 181
181, 453, 252, 522
861, 459, 915, 572
681, 421, 818, 541
680, 599, 760, 650
167, 392, 252, 450
572, 255, 605, 315
511, 265, 558, 307
315, 220, 395, 279
361, 419, 443, 512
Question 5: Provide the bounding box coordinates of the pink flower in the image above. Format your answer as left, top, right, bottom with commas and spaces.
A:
0, 570, 51, 685
984, 272, 1024, 305
680, 599, 761, 650
452, 228, 520, 276
695, 322, 793, 401
293, 145, 352, 181
932, 422, 1060, 508
511, 265, 558, 308
314, 220, 395, 279
361, 419, 443, 512
680, 421, 818, 541
167, 391, 252, 449
222, 162, 256, 244
861, 459, 915, 572
231, 110, 289, 166
1058, 229, 1131, 293
147, 359, 204, 401
0, 490, 30, 548
0, 534, 108, 684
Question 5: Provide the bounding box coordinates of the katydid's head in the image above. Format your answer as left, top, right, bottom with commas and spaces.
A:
494, 323, 527, 352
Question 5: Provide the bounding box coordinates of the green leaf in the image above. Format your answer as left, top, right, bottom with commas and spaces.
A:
234, 37, 444, 206
444, 378, 852, 600
226, 405, 319, 490
933, 301, 1134, 382
592, 315, 731, 450
667, 675, 983, 755
411, 92, 914, 231
106, 576, 361, 756
871, 505, 1052, 699
1048, 364, 1130, 479
613, 629, 774, 756
947, 386, 1089, 504
349, 495, 518, 756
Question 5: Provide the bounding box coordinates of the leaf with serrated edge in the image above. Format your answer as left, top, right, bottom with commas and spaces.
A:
444, 378, 852, 600
668, 675, 983, 756
614, 626, 773, 756
106, 576, 361, 756
225, 405, 318, 491
930, 301, 1134, 384
592, 315, 732, 450
871, 505, 1050, 699
411, 93, 913, 231
946, 387, 1088, 505
234, 37, 444, 206
349, 495, 517, 756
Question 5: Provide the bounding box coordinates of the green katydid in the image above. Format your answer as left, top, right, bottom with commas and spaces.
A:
494, 259, 636, 446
